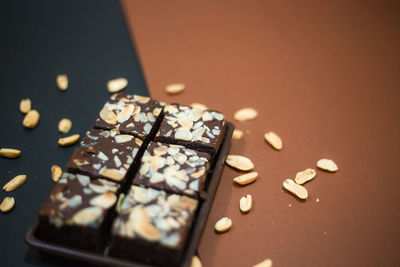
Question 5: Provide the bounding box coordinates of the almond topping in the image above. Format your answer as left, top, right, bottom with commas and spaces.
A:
117, 104, 134, 123
0, 148, 21, 158
58, 118, 72, 133
253, 259, 273, 267
234, 108, 258, 121
191, 255, 203, 267
233, 172, 258, 185
215, 217, 232, 233
99, 109, 117, 124
51, 165, 63, 182
23, 109, 40, 128
101, 168, 125, 181
317, 159, 339, 172
166, 83, 185, 95
135, 220, 161, 241
226, 155, 254, 171
90, 192, 117, 209
3, 175, 27, 192
264, 131, 283, 150
232, 129, 243, 140
239, 194, 252, 212
190, 103, 208, 110
283, 179, 308, 200
19, 98, 31, 114
58, 134, 80, 146
1, 197, 15, 213
107, 78, 128, 93
294, 168, 316, 185
56, 74, 68, 90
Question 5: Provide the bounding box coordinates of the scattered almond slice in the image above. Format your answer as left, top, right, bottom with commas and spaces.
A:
226, 155, 254, 171
107, 78, 128, 93
58, 118, 72, 133
0, 148, 21, 158
283, 179, 308, 200
239, 194, 252, 212
294, 168, 316, 185
234, 108, 258, 121
191, 255, 203, 267
166, 83, 185, 95
19, 98, 31, 114
215, 217, 232, 233
190, 103, 208, 110
23, 109, 40, 128
233, 172, 258, 185
3, 175, 27, 192
56, 74, 68, 91
51, 165, 63, 182
0, 197, 15, 213
317, 159, 338, 172
264, 131, 283, 150
99, 109, 117, 124
58, 134, 80, 146
232, 129, 243, 140
253, 258, 273, 267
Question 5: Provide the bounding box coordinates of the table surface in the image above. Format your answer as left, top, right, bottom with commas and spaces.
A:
121, 0, 400, 266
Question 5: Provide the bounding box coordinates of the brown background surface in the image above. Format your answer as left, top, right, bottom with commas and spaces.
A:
121, 1, 400, 266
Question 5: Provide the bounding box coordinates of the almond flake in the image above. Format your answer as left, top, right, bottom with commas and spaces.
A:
215, 217, 232, 233
239, 194, 252, 212
58, 118, 72, 133
72, 206, 102, 225
191, 255, 203, 267
135, 220, 161, 241
90, 192, 117, 209
166, 83, 185, 95
0, 148, 21, 158
107, 78, 128, 93
264, 131, 283, 150
232, 129, 243, 140
133, 95, 150, 103
19, 98, 31, 114
99, 109, 117, 124
175, 127, 193, 141
190, 103, 208, 110
58, 134, 80, 146
117, 104, 134, 123
317, 159, 338, 172
56, 74, 68, 91
294, 168, 316, 185
234, 108, 258, 121
283, 179, 308, 200
101, 168, 125, 181
1, 197, 15, 213
115, 135, 134, 143
253, 259, 273, 267
3, 175, 26, 192
23, 109, 40, 128
233, 172, 258, 185
51, 165, 63, 182
226, 155, 254, 171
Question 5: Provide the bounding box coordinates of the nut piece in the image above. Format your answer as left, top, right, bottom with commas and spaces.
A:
1, 197, 15, 213
58, 134, 80, 146
233, 172, 258, 185
107, 78, 128, 93
283, 179, 308, 200
232, 129, 243, 140
56, 74, 68, 90
101, 168, 125, 181
226, 155, 254, 171
58, 118, 72, 133
253, 258, 273, 267
215, 217, 232, 233
19, 98, 31, 114
23, 109, 40, 128
90, 192, 117, 209
3, 175, 27, 192
73, 206, 102, 225
99, 109, 117, 125
190, 103, 208, 110
0, 148, 21, 158
51, 165, 63, 182
166, 83, 185, 95
234, 108, 258, 121
239, 194, 252, 212
294, 168, 316, 185
135, 220, 161, 241
264, 131, 283, 150
191, 255, 203, 267
317, 159, 338, 172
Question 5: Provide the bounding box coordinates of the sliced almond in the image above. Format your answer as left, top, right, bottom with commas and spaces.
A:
101, 168, 125, 181
283, 179, 308, 200
0, 197, 15, 213
166, 83, 185, 95
19, 98, 31, 114
117, 104, 134, 123
0, 148, 21, 158
58, 118, 72, 133
58, 134, 80, 146
317, 159, 338, 172
295, 168, 316, 185
175, 127, 193, 141
190, 103, 208, 110
215, 217, 232, 233
233, 172, 258, 185
56, 74, 68, 91
191, 255, 203, 267
107, 78, 128, 93
90, 192, 117, 209
234, 108, 258, 121
51, 165, 63, 182
72, 206, 102, 225
253, 259, 273, 267
232, 129, 243, 140
226, 155, 254, 171
115, 134, 134, 143
135, 220, 161, 241
99, 109, 117, 124
23, 109, 40, 128
3, 175, 27, 192
133, 95, 150, 104
239, 194, 252, 212
264, 131, 283, 150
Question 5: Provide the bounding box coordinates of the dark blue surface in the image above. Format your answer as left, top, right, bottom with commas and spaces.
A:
0, 0, 148, 266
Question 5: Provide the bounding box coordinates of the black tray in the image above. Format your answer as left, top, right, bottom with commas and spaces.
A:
25, 122, 234, 267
